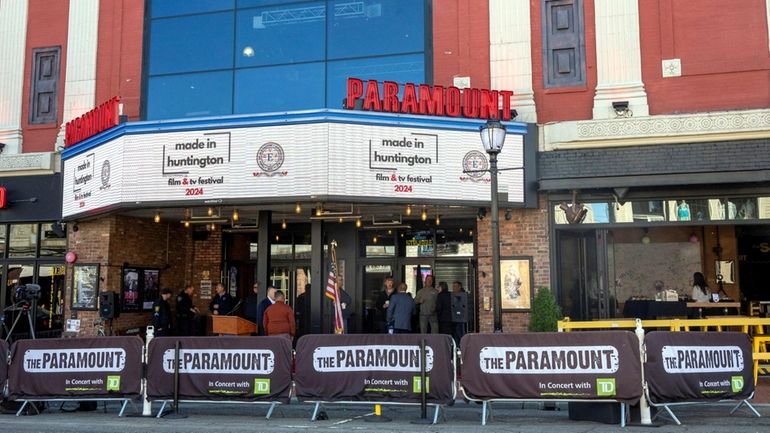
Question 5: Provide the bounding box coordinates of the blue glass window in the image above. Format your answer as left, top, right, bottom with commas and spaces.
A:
238, 0, 310, 8
149, 12, 234, 75
326, 54, 425, 108
150, 0, 234, 18
235, 62, 325, 113
147, 71, 233, 120
235, 2, 325, 68
327, 0, 425, 59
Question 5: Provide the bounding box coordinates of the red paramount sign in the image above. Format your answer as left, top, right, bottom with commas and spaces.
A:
345, 77, 514, 121
65, 96, 120, 148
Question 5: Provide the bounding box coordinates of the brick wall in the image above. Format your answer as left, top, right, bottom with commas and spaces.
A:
475, 195, 551, 332
64, 215, 221, 336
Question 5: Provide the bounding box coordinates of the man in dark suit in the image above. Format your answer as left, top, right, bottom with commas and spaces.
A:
208, 283, 234, 316
386, 282, 415, 334
256, 285, 277, 336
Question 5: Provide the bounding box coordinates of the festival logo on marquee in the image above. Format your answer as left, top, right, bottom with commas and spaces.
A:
100, 160, 111, 190
460, 150, 489, 182
254, 142, 287, 177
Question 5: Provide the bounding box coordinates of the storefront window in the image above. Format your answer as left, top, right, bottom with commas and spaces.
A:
271, 243, 293, 260
295, 233, 312, 260
249, 242, 258, 260
40, 223, 66, 257
362, 231, 395, 257
401, 229, 434, 257
37, 265, 66, 330
555, 203, 610, 224
436, 228, 474, 257
8, 224, 38, 257
0, 225, 6, 258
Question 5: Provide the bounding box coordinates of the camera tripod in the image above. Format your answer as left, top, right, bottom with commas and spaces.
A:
3, 300, 37, 342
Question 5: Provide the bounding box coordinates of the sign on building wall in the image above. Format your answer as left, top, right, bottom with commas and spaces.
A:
62, 120, 526, 219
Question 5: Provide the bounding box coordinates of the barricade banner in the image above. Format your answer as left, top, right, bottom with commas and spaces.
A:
8, 337, 142, 399
147, 336, 292, 403
460, 331, 642, 404
644, 331, 753, 403
295, 334, 455, 404
0, 340, 8, 386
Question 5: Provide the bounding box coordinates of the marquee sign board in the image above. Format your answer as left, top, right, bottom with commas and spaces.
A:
62, 115, 529, 219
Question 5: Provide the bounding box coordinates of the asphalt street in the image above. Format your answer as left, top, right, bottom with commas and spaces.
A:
2, 400, 770, 433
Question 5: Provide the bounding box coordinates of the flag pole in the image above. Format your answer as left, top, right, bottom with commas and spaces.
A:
329, 240, 344, 334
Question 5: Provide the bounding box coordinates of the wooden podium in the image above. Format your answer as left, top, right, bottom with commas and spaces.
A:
212, 315, 256, 336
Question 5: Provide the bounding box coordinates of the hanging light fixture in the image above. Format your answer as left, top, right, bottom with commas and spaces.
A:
207, 207, 214, 217
184, 221, 190, 228
435, 214, 441, 225
406, 204, 412, 216
388, 229, 392, 235
356, 218, 362, 228
275, 234, 280, 241
210, 223, 216, 231
232, 208, 239, 222
315, 206, 322, 217
154, 211, 161, 223
421, 207, 427, 221
339, 217, 344, 223
373, 235, 378, 244
295, 203, 302, 214
281, 219, 287, 230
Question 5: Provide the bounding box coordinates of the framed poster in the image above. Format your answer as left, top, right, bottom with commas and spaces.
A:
141, 268, 160, 310
121, 268, 141, 312
71, 264, 99, 310
500, 257, 533, 311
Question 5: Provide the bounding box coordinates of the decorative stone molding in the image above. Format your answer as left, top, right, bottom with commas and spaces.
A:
0, 0, 29, 154
543, 108, 770, 151
0, 152, 55, 173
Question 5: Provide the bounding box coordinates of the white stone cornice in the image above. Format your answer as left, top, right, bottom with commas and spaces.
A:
56, 0, 100, 147
542, 108, 770, 151
0, 0, 29, 154
0, 152, 56, 174
489, 0, 536, 123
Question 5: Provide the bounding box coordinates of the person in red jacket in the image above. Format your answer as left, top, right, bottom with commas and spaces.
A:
262, 290, 295, 340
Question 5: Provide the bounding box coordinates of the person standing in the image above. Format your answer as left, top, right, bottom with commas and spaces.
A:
152, 288, 174, 336
263, 290, 295, 340
414, 274, 439, 334
375, 277, 396, 333
435, 281, 453, 335
295, 284, 310, 337
175, 284, 199, 336
451, 281, 468, 344
256, 285, 277, 335
386, 282, 415, 334
339, 286, 353, 333
243, 282, 261, 324
209, 283, 235, 316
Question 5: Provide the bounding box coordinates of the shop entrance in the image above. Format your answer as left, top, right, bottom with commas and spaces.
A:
269, 262, 310, 309
556, 229, 614, 321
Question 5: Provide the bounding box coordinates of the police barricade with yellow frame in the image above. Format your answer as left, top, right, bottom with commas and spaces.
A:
7, 337, 143, 416
460, 331, 642, 426
146, 336, 292, 418
294, 334, 456, 424
643, 331, 759, 425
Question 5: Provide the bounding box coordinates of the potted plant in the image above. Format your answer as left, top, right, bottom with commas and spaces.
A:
528, 287, 562, 332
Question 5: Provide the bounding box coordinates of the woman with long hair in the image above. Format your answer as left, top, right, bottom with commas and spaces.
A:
691, 272, 710, 302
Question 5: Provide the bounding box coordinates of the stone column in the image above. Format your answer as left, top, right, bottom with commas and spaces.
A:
56, 0, 100, 147
489, 0, 537, 122
592, 0, 649, 119
0, 0, 29, 154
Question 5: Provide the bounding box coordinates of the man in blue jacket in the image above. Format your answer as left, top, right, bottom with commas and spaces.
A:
386, 282, 415, 334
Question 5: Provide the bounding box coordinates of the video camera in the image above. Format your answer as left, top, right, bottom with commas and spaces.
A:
14, 284, 42, 303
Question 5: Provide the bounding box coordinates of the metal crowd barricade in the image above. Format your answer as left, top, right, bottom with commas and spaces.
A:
645, 390, 761, 426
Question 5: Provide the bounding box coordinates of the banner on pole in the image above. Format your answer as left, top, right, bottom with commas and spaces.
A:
295, 334, 455, 404
460, 332, 642, 404
8, 337, 143, 399
644, 331, 754, 403
146, 336, 292, 403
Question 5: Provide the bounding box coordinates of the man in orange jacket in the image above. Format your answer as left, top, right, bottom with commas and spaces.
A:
262, 290, 295, 340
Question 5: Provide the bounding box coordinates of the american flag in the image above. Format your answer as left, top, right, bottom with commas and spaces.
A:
325, 259, 345, 334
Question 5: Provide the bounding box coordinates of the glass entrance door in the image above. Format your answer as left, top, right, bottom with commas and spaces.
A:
434, 261, 476, 333
556, 230, 613, 320
361, 263, 393, 333
401, 263, 432, 297
269, 263, 310, 309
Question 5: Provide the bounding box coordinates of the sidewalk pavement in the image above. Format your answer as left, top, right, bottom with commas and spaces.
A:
2, 397, 770, 433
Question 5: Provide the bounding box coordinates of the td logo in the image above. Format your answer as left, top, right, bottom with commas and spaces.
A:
254, 378, 271, 395
106, 376, 121, 391
731, 376, 744, 393
596, 378, 616, 397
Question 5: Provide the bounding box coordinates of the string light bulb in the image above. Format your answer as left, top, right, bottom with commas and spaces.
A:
373, 235, 378, 244
435, 214, 441, 225
315, 206, 322, 217
232, 208, 239, 221
339, 217, 344, 223
281, 219, 287, 230
421, 207, 427, 221
356, 218, 362, 228
209, 223, 216, 231
184, 221, 190, 228
295, 203, 302, 214
207, 207, 214, 217
406, 204, 412, 216
154, 212, 160, 223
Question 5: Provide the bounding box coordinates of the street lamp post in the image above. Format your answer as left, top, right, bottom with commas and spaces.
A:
480, 120, 507, 333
